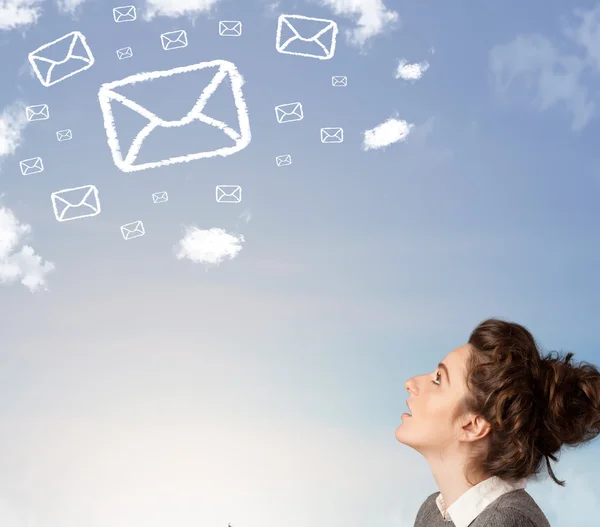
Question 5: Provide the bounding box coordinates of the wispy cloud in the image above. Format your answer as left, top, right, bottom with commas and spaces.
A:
363, 117, 413, 151
142, 0, 221, 20
317, 0, 399, 47
0, 101, 28, 165
490, 4, 600, 131
238, 209, 253, 224
175, 226, 244, 266
0, 206, 55, 292
0, 0, 42, 30
394, 59, 430, 81
55, 0, 88, 14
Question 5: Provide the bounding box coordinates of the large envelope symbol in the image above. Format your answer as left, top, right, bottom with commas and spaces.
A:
20, 157, 44, 175
161, 30, 188, 50
113, 5, 136, 23
121, 221, 145, 240
28, 31, 95, 87
51, 185, 101, 222
216, 185, 242, 203
219, 21, 242, 36
276, 14, 338, 60
98, 60, 252, 173
321, 127, 344, 143
275, 102, 303, 123
26, 104, 49, 121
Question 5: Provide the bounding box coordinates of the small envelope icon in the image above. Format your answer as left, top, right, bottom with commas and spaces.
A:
56, 129, 72, 141
276, 154, 292, 167
216, 185, 242, 203
116, 47, 133, 60
276, 14, 338, 60
113, 5, 136, 23
26, 104, 49, 121
161, 30, 188, 51
275, 102, 303, 124
51, 185, 100, 222
321, 127, 344, 143
28, 31, 94, 87
20, 157, 44, 175
152, 191, 168, 203
98, 60, 251, 172
121, 221, 145, 240
219, 21, 242, 36
332, 76, 347, 86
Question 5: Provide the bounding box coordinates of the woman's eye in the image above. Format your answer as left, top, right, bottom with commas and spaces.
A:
432, 371, 441, 385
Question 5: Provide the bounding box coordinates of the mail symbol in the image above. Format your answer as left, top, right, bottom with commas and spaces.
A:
152, 191, 168, 203
26, 104, 49, 121
320, 127, 343, 143
116, 47, 133, 60
51, 185, 101, 222
28, 31, 94, 87
121, 221, 145, 240
332, 76, 347, 87
276, 14, 338, 60
219, 21, 242, 36
56, 129, 72, 141
275, 102, 303, 124
20, 157, 44, 175
113, 5, 136, 23
275, 154, 292, 167
98, 60, 251, 172
216, 185, 242, 203
161, 30, 188, 51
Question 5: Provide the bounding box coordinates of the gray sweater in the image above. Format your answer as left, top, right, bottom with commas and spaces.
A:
414, 489, 551, 527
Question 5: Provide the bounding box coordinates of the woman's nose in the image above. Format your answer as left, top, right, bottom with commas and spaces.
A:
405, 377, 418, 395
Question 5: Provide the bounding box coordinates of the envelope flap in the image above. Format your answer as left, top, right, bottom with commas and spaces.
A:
54, 186, 94, 207
280, 15, 335, 41
218, 186, 240, 196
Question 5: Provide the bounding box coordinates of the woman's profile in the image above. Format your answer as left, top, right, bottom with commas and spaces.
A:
396, 318, 600, 527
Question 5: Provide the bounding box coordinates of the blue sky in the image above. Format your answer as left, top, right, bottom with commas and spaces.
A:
1, 0, 599, 526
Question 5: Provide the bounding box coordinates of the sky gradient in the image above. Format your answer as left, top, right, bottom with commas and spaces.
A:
1, 1, 600, 526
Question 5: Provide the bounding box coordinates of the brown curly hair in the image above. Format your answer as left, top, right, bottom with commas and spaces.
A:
456, 318, 600, 486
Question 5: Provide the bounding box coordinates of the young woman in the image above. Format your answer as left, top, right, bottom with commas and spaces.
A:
396, 318, 600, 527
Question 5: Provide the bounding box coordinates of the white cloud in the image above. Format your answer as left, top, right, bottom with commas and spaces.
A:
175, 226, 244, 266
55, 0, 88, 14
238, 209, 252, 224
395, 59, 430, 81
143, 0, 220, 20
0, 0, 42, 30
0, 101, 28, 161
317, 0, 399, 46
363, 117, 413, 151
0, 206, 54, 292
489, 4, 600, 131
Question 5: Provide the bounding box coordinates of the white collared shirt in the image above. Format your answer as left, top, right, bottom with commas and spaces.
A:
435, 476, 528, 527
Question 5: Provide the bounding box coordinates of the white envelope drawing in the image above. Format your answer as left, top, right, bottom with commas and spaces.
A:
113, 5, 136, 23
28, 31, 95, 87
219, 21, 242, 36
98, 60, 251, 173
275, 154, 292, 166
216, 185, 242, 203
20, 157, 44, 175
161, 30, 188, 51
51, 185, 100, 222
275, 102, 303, 124
56, 129, 72, 141
276, 14, 338, 60
121, 221, 145, 240
116, 47, 133, 60
321, 127, 343, 143
26, 104, 49, 121
152, 191, 168, 203
332, 76, 347, 86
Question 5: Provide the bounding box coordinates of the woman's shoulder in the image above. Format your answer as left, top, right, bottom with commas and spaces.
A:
414, 491, 442, 526
476, 490, 551, 527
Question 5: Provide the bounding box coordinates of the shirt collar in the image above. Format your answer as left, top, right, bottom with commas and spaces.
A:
435, 476, 527, 527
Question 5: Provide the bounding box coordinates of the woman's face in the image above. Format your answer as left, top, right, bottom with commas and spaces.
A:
395, 344, 473, 456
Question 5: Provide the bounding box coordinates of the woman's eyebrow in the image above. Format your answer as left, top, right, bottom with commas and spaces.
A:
438, 362, 451, 384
